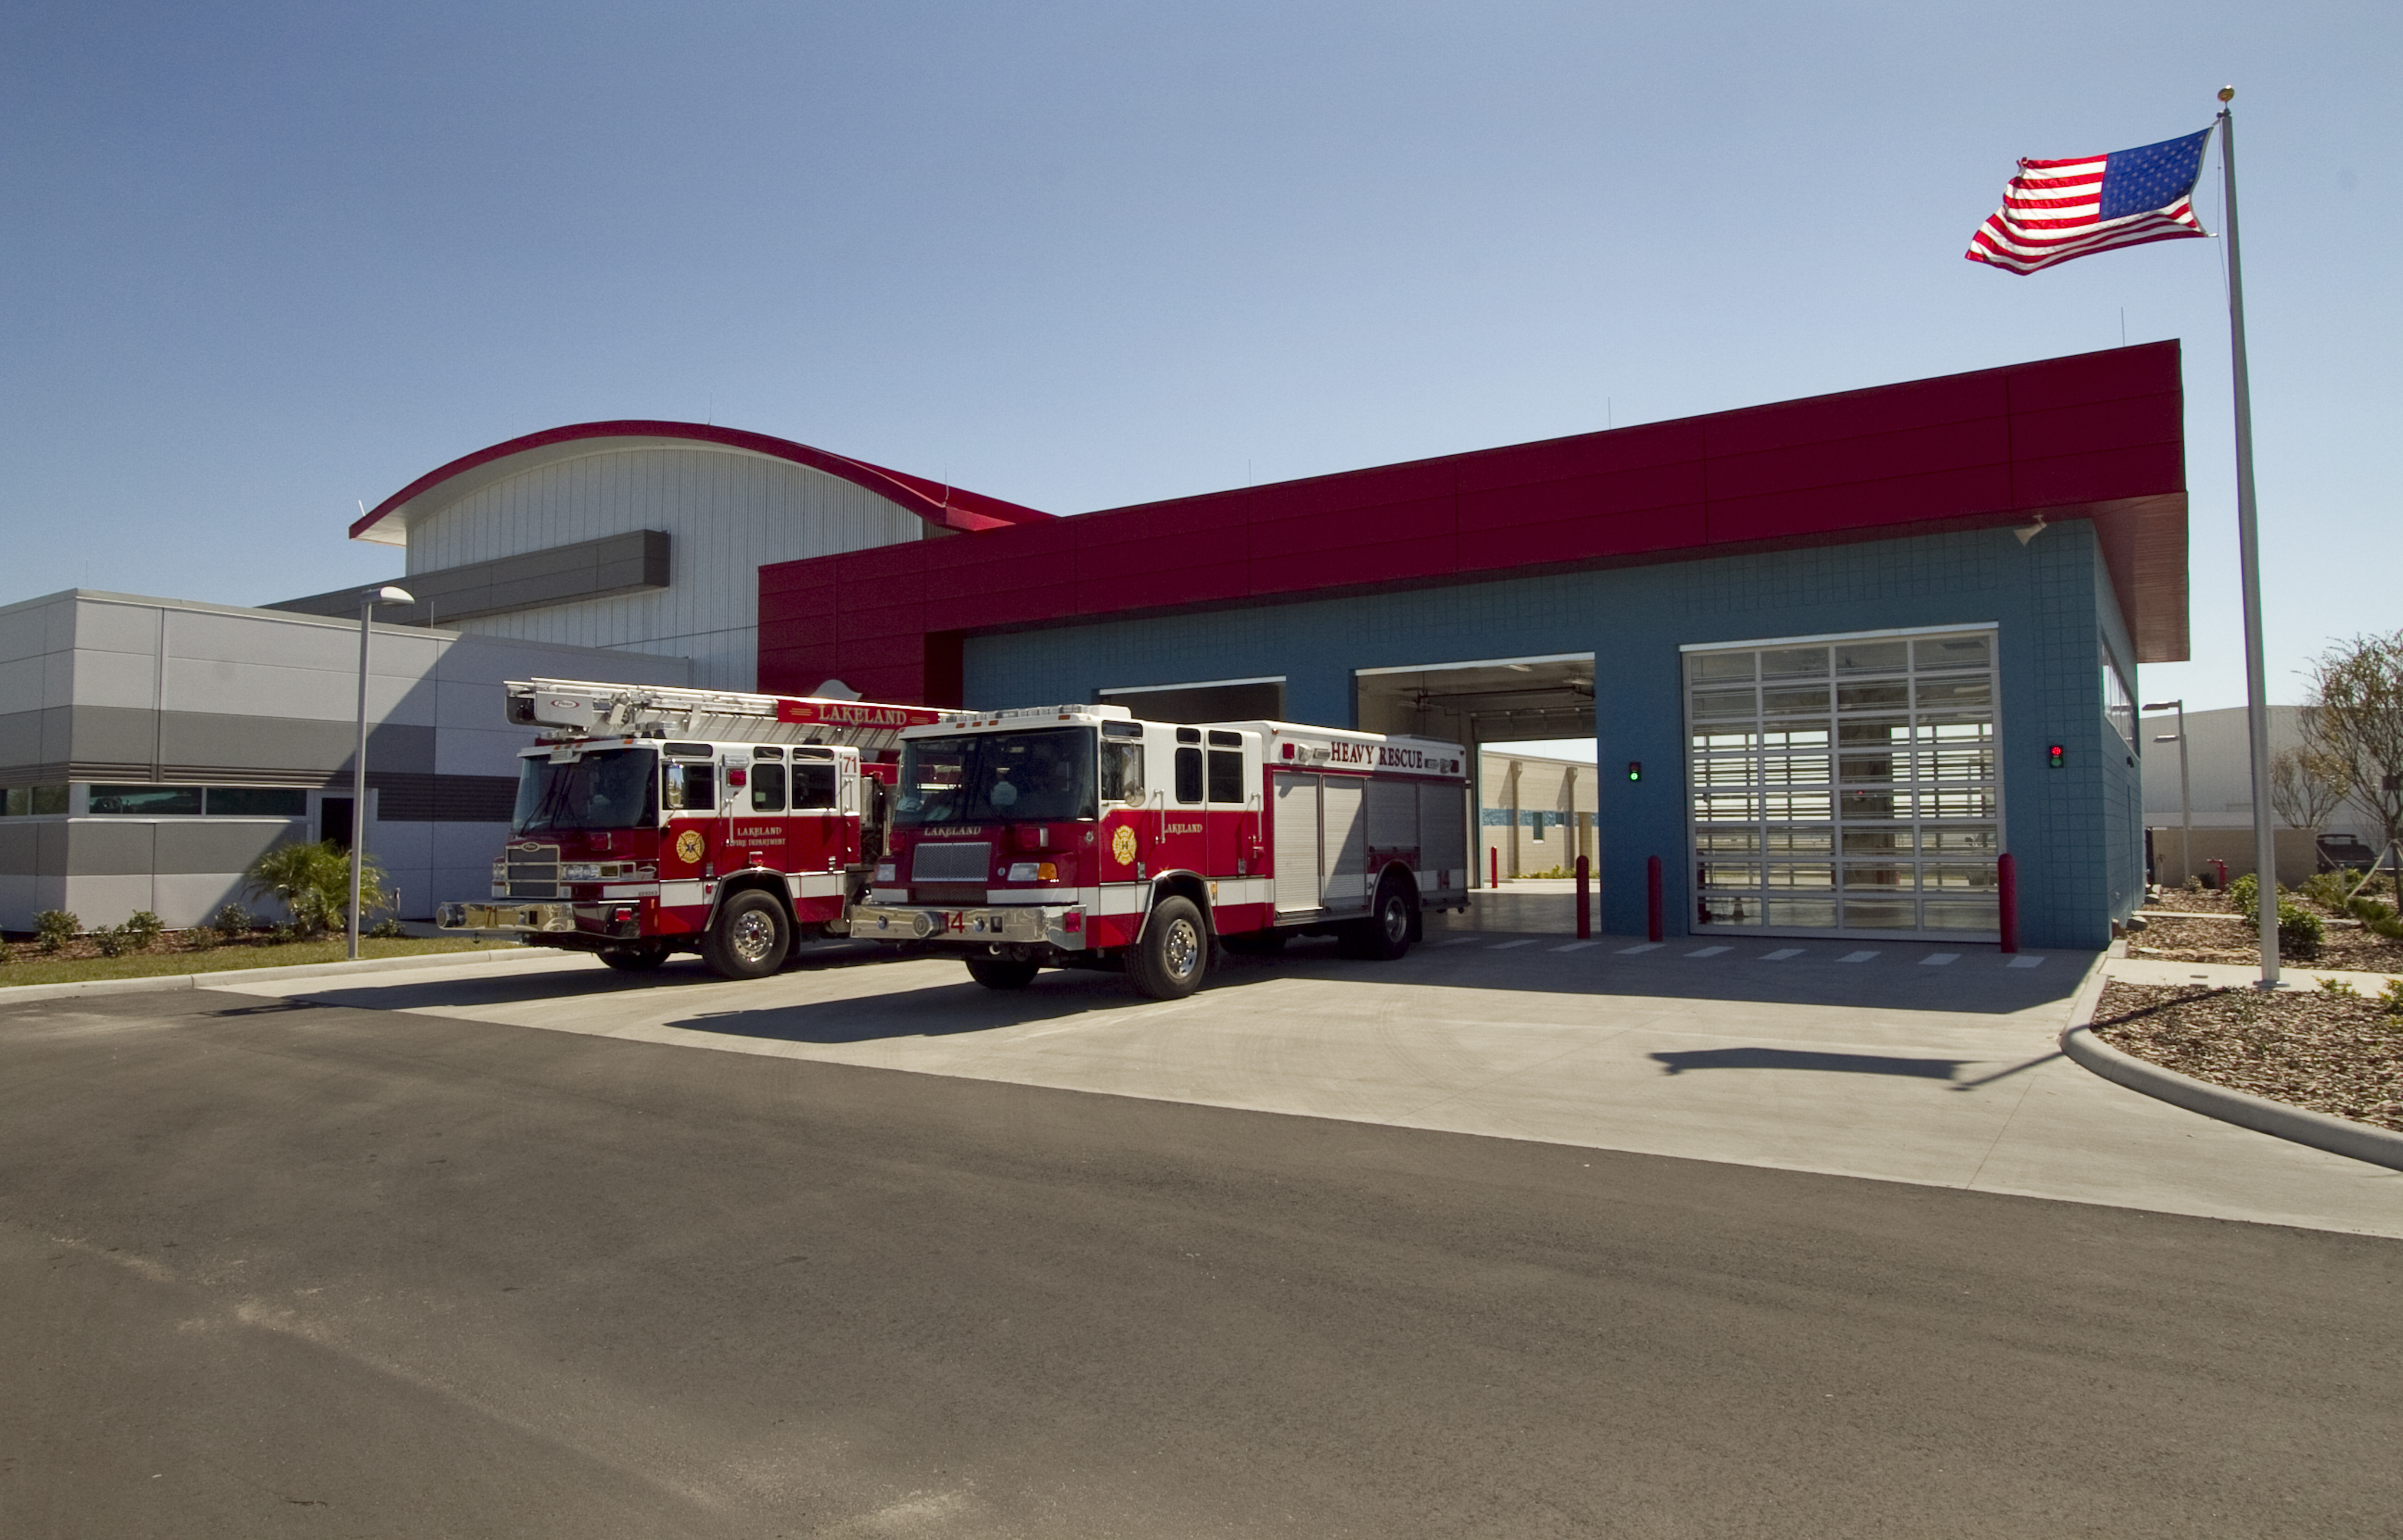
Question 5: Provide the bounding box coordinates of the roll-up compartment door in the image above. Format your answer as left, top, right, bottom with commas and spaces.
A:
1273, 774, 1322, 912
1320, 778, 1368, 910
1365, 778, 1416, 854
1421, 781, 1467, 877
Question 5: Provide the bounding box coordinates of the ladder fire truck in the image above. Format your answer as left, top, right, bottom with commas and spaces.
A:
850, 704, 1473, 998
435, 678, 967, 978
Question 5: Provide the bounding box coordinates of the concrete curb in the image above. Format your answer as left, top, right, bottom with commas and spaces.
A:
2061, 991, 2403, 1174
0, 945, 584, 1005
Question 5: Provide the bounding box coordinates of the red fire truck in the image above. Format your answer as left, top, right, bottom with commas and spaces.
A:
435, 678, 965, 977
849, 704, 1472, 998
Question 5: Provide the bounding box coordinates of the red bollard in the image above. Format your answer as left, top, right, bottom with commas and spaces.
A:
1997, 852, 2018, 954
1646, 855, 1663, 943
1490, 846, 1500, 888
1574, 854, 1591, 938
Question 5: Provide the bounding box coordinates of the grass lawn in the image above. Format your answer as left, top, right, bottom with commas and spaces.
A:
0, 935, 529, 989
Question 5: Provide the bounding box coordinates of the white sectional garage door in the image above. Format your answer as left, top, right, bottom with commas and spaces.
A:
1684, 627, 2001, 940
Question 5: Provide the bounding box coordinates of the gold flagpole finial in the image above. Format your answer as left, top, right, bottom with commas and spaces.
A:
2218, 85, 2235, 102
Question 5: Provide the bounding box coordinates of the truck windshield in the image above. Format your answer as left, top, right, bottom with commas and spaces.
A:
512, 747, 658, 833
895, 728, 1095, 824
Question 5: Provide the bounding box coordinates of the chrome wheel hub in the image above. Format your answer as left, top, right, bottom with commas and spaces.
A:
1164, 919, 1200, 979
730, 910, 778, 962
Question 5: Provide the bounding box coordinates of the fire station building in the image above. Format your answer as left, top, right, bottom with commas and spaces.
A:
756, 343, 2186, 951
4, 343, 2184, 949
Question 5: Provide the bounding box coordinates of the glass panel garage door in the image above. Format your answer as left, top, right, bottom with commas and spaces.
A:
1686, 628, 2000, 939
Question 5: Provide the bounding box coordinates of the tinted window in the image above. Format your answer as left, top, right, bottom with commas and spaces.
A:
750, 762, 786, 812
1101, 743, 1145, 803
792, 761, 838, 810
205, 787, 306, 817
90, 785, 203, 816
666, 761, 714, 811
1174, 747, 1203, 804
1206, 750, 1244, 803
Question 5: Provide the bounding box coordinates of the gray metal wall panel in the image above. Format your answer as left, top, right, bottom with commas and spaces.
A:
152, 820, 304, 875
0, 823, 38, 877
65, 821, 155, 876
270, 531, 672, 627
154, 714, 435, 779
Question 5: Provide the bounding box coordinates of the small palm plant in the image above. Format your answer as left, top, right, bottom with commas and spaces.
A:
243, 842, 389, 936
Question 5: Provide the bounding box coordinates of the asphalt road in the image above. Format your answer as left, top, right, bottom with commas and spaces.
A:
2, 986, 2397, 1538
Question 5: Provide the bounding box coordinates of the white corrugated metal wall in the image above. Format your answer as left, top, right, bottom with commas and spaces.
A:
404, 446, 926, 690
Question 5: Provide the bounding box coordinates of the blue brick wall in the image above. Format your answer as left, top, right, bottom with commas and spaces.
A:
965, 522, 2133, 949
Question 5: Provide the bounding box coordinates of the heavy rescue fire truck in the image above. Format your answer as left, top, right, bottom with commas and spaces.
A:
435, 678, 965, 977
850, 704, 1473, 998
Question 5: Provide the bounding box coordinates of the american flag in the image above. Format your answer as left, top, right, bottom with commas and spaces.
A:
1965, 126, 2215, 274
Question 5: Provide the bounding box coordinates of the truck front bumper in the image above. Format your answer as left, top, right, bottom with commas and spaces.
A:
436, 902, 642, 940
849, 903, 1087, 951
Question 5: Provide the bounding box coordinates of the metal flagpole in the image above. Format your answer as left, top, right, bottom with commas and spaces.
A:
2216, 86, 2279, 989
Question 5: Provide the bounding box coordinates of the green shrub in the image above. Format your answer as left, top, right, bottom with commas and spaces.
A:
2183, 875, 2205, 892
2380, 979, 2403, 1016
2227, 872, 2259, 920
119, 911, 164, 951
2272, 899, 2325, 960
34, 910, 78, 953
2301, 869, 2362, 909
265, 923, 299, 945
244, 840, 388, 938
366, 918, 406, 939
212, 902, 254, 941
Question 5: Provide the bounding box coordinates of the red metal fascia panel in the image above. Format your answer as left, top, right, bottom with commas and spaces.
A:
1702, 372, 2009, 458
2005, 393, 2183, 465
1454, 420, 1707, 494
831, 632, 932, 674
1244, 536, 1460, 597
757, 583, 838, 629
1074, 491, 1253, 549
1459, 462, 1710, 533
1457, 505, 1713, 572
1265, 495, 1457, 559
1706, 466, 2016, 545
2010, 445, 2186, 511
832, 541, 935, 586
1705, 416, 2014, 502
2003, 340, 2180, 413
1075, 558, 1252, 616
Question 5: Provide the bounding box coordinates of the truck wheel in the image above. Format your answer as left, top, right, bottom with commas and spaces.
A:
1130, 896, 1208, 999
1342, 874, 1416, 961
598, 941, 671, 972
703, 890, 790, 979
965, 956, 1041, 990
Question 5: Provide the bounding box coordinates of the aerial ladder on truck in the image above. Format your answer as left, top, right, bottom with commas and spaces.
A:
437, 678, 969, 978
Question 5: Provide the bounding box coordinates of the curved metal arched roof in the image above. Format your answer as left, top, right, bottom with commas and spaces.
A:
349, 420, 1054, 546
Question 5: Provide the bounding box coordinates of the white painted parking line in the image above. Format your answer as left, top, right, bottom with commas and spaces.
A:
1685, 946, 1731, 958
1617, 942, 1664, 954
1839, 950, 1880, 963
1488, 939, 1537, 950
1440, 937, 1484, 946
1919, 952, 1961, 966
2007, 955, 2047, 968
1550, 940, 1601, 952
1760, 948, 1803, 961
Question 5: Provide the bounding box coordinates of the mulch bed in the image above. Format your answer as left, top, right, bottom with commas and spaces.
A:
2093, 980, 2403, 1134
2131, 879, 2403, 975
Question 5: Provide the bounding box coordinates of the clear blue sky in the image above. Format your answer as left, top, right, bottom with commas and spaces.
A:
4, 1, 2394, 717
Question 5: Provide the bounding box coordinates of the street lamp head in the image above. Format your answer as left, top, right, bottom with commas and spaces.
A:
370, 585, 416, 605
2152, 734, 2181, 743
2141, 700, 2182, 711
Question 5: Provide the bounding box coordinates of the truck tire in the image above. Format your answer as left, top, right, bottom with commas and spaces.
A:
703, 890, 790, 979
1342, 873, 1416, 961
1129, 896, 1208, 1000
965, 956, 1041, 990
598, 941, 671, 972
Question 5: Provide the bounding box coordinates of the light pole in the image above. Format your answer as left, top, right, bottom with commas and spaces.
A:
350, 585, 415, 960
2145, 700, 2189, 887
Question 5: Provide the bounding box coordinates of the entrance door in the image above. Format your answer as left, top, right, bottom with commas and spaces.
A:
320, 796, 355, 851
